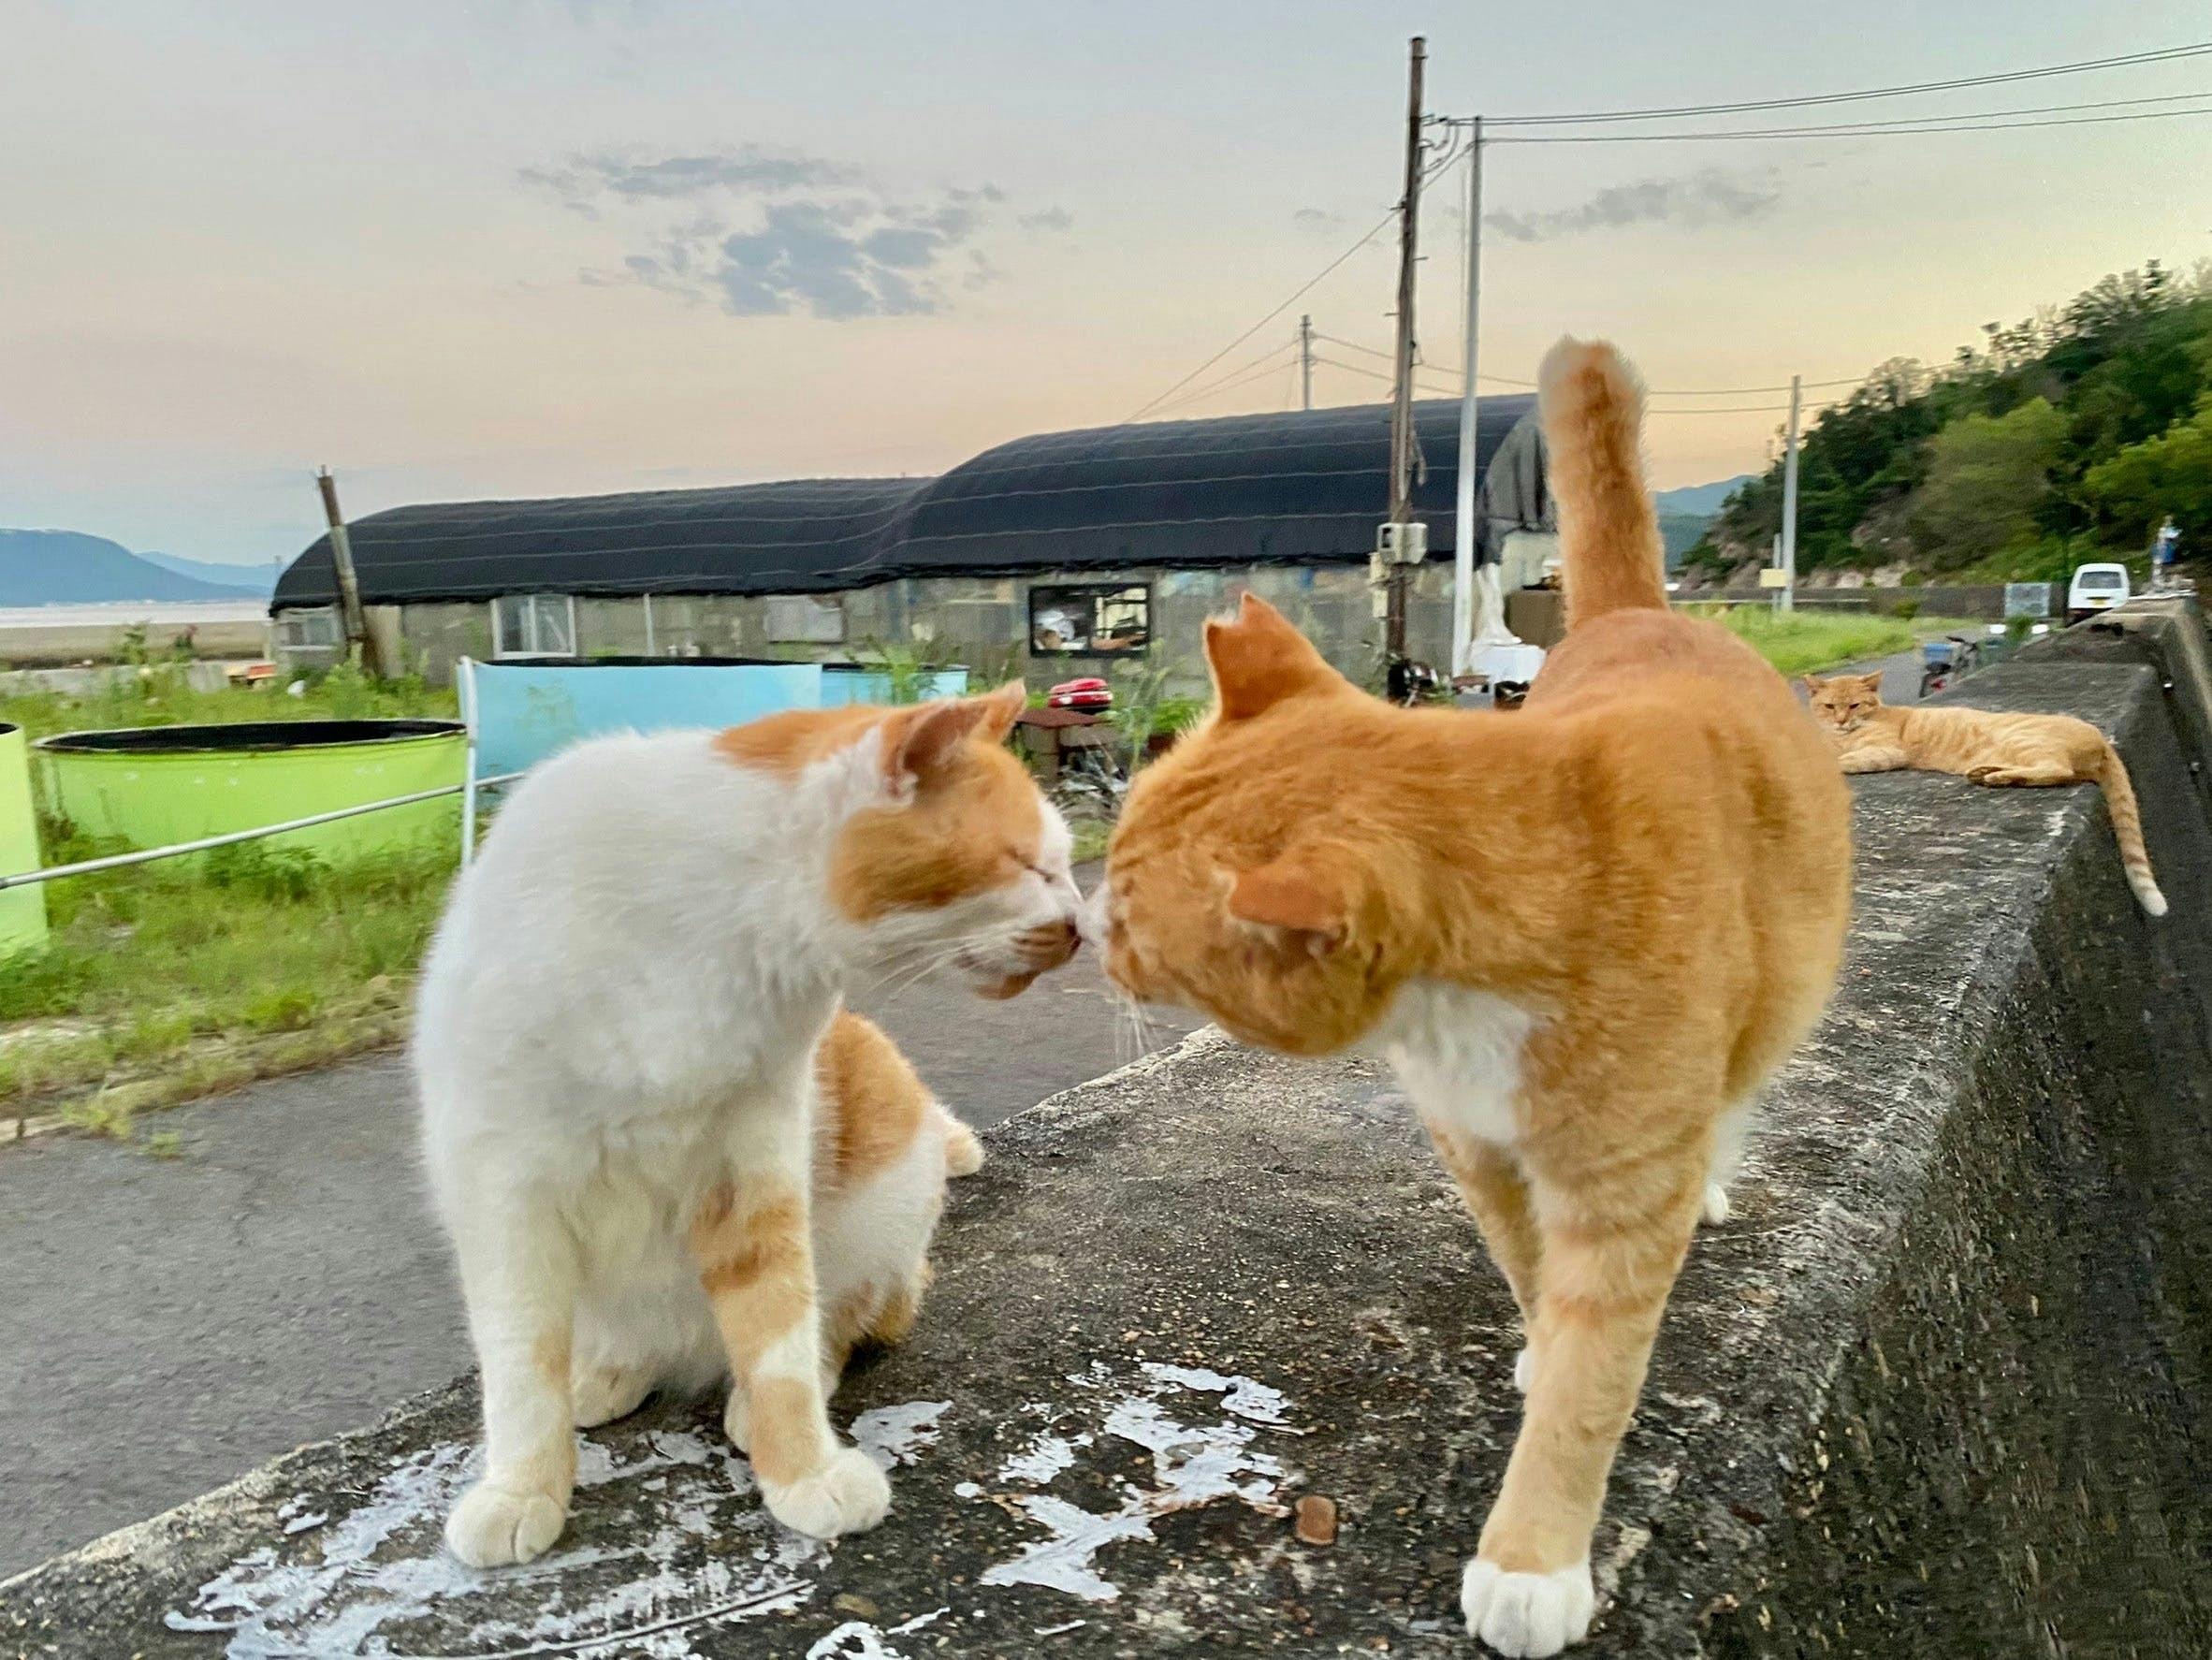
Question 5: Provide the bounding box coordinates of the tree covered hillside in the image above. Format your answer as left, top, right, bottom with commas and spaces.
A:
1690, 261, 2212, 583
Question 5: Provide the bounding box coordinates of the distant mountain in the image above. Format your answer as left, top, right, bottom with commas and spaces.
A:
138, 550, 275, 595
1653, 475, 1754, 517
0, 529, 253, 606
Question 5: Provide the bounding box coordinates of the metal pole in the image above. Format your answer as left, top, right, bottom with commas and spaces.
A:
1384, 36, 1426, 672
642, 592, 657, 657
1452, 121, 1493, 672
458, 656, 480, 865
1780, 374, 1801, 615
1299, 313, 1314, 411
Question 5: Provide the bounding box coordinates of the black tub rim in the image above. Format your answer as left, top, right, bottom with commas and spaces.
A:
467, 655, 969, 672
35, 719, 463, 756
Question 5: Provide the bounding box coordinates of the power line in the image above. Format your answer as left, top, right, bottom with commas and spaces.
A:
1120, 212, 1392, 423
1145, 344, 1304, 418
1485, 41, 2212, 126
1319, 333, 1865, 396
1491, 100, 2212, 145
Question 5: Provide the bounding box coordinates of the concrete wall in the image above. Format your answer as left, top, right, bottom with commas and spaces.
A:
1693, 582, 2058, 619
350, 564, 1463, 693
22, 608, 2212, 1656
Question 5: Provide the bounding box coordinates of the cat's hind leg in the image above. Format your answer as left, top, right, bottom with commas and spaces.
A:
939, 1106, 985, 1177
444, 1197, 583, 1568
1426, 1125, 1545, 1395
571, 1361, 656, 1429
1968, 763, 2074, 786
1701, 1104, 1754, 1227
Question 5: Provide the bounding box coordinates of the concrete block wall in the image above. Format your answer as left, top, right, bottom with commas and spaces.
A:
370, 565, 1462, 695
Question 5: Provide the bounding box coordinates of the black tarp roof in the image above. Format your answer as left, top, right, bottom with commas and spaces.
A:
272, 395, 1544, 610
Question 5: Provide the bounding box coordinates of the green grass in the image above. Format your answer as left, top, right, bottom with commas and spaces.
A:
1685, 605, 1984, 678
0, 833, 453, 1138
1, 672, 458, 1141
0, 662, 454, 743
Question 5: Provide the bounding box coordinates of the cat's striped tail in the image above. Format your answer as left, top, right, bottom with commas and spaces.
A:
2091, 737, 2167, 917
1537, 338, 1668, 629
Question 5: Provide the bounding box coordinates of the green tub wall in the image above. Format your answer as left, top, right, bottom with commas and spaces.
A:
0, 724, 46, 955
41, 728, 465, 867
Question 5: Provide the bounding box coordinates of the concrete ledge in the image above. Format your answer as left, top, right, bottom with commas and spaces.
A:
7, 620, 2212, 1657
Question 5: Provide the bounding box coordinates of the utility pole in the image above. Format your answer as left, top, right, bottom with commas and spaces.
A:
1780, 373, 1802, 615
315, 467, 384, 677
1298, 313, 1315, 412
1452, 117, 1517, 672
1378, 34, 1427, 683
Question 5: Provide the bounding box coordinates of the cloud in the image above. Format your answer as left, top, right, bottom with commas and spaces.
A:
520, 147, 854, 217
536, 147, 1037, 319
1292, 207, 1346, 231
1485, 168, 1780, 243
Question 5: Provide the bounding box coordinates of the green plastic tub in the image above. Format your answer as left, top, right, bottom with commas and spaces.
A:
36, 720, 464, 866
0, 722, 46, 955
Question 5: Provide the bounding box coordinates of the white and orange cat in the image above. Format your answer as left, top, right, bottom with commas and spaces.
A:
414, 687, 1080, 1567
1101, 341, 1852, 1655
1805, 669, 2165, 916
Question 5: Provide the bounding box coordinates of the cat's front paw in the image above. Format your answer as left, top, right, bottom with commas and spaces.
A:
1512, 1347, 1535, 1393
763, 1445, 892, 1539
1461, 1558, 1595, 1657
1701, 1183, 1732, 1227
445, 1480, 567, 1568
722, 1386, 750, 1453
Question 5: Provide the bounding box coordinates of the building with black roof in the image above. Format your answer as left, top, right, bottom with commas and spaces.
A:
273, 395, 1553, 688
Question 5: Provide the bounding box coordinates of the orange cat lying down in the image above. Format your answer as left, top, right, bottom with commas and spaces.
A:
1101, 341, 1852, 1655
1804, 670, 2165, 916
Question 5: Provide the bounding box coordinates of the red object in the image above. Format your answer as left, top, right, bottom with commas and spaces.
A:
1046, 677, 1113, 711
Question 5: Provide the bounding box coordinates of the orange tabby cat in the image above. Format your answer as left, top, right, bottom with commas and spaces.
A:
1804, 671, 2165, 917
1101, 340, 1852, 1656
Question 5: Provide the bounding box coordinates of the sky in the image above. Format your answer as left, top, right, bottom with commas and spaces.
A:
3, 1, 2209, 566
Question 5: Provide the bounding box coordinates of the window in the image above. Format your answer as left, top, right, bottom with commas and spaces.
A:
1028, 583, 1152, 657
764, 595, 847, 644
277, 607, 342, 649
492, 594, 576, 658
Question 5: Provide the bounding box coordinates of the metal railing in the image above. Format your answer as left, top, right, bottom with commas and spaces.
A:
0, 771, 524, 893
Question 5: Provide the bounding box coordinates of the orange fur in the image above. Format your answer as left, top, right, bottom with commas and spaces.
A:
1104, 337, 1853, 1633
814, 1010, 934, 1186
711, 685, 1079, 984
1806, 671, 2166, 917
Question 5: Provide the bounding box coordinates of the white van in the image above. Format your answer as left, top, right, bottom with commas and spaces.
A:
2066, 562, 2132, 622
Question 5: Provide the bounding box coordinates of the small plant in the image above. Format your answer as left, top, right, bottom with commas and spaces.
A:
202, 841, 324, 902
1892, 599, 1922, 620
2006, 612, 2036, 644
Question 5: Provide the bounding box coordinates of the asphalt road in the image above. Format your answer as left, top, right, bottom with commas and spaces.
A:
0, 901, 1198, 1580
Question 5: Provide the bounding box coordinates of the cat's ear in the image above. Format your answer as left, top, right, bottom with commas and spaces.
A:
1800, 674, 1825, 693
880, 689, 1013, 791
1855, 671, 1886, 694
975, 680, 1027, 741
1204, 591, 1342, 721
1226, 846, 1354, 955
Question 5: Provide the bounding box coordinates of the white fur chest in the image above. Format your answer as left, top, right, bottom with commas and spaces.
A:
1369, 980, 1540, 1147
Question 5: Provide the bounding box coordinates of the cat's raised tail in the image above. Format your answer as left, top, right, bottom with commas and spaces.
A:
1538, 337, 1668, 629
2091, 736, 2168, 916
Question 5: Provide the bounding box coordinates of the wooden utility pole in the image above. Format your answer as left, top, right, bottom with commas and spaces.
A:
1382, 35, 1427, 674
315, 467, 385, 677
1298, 313, 1315, 411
